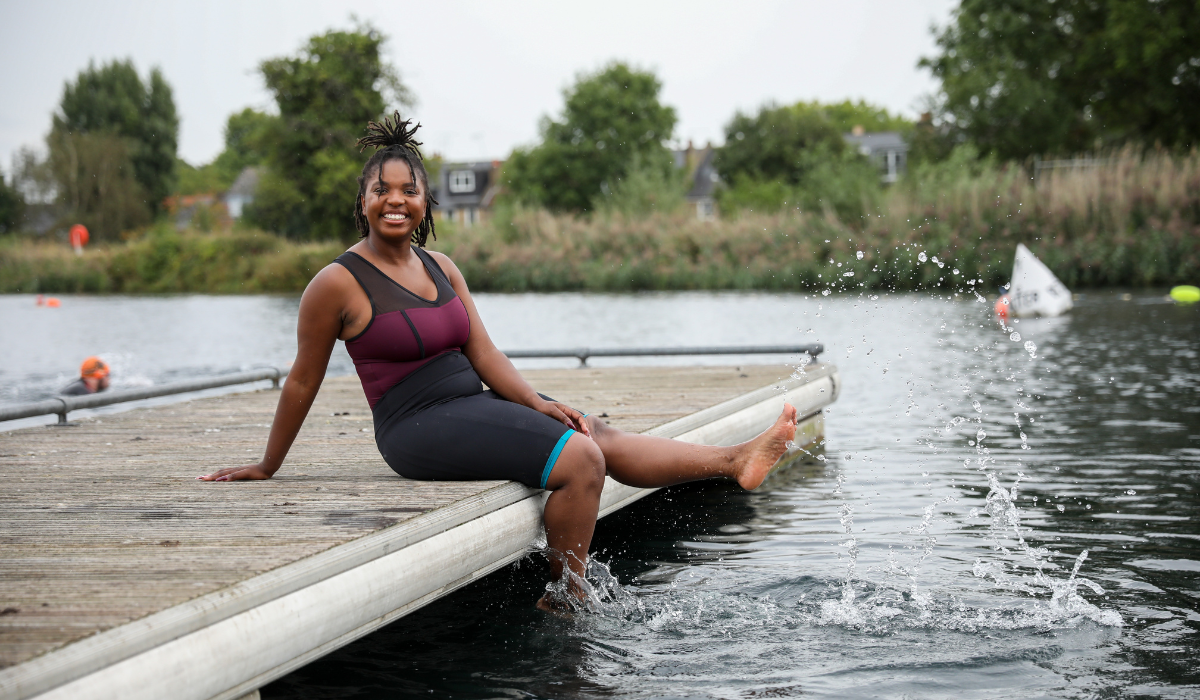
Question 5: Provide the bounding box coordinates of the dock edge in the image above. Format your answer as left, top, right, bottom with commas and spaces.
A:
2, 364, 839, 700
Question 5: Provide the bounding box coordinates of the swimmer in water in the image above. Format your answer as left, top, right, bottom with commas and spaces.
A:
60, 356, 111, 396
200, 113, 799, 609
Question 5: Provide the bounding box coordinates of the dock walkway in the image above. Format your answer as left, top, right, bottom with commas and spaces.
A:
0, 363, 838, 700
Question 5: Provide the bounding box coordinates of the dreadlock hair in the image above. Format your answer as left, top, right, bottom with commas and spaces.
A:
354, 111, 439, 246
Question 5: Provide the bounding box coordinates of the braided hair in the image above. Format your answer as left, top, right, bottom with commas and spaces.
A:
354, 111, 439, 246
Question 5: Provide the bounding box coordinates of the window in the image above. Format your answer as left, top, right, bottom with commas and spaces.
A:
449, 170, 476, 193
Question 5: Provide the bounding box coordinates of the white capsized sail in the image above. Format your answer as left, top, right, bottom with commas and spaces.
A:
1008, 243, 1073, 317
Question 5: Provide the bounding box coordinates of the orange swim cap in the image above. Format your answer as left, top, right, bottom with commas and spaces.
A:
81, 357, 109, 380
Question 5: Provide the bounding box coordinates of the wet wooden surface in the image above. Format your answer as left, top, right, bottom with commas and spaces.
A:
0, 364, 791, 669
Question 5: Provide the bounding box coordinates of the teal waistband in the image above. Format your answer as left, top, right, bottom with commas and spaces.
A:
540, 429, 574, 489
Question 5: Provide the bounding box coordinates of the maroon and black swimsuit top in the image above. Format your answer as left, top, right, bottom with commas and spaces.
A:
335, 247, 471, 409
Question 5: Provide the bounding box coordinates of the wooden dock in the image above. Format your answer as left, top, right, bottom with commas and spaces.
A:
0, 363, 838, 700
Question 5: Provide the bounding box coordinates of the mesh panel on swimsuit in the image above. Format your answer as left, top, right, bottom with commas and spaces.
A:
335, 248, 471, 408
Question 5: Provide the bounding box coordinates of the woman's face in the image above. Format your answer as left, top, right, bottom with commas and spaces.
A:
362, 159, 426, 242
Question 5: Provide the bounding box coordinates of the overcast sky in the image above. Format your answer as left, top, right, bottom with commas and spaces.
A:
0, 0, 957, 170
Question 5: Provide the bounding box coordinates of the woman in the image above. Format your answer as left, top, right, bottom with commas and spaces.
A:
201, 113, 798, 608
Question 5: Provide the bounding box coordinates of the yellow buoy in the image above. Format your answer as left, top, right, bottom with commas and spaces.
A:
1170, 285, 1200, 303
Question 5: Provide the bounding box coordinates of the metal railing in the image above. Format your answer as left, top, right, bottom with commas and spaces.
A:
0, 368, 288, 425
0, 344, 823, 425
505, 343, 823, 366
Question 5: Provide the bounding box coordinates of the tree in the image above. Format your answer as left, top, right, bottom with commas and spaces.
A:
818, 100, 913, 135
247, 23, 414, 240
212, 108, 275, 186
716, 103, 846, 186
0, 170, 24, 234
52, 60, 178, 212
714, 102, 882, 219
504, 62, 678, 212
174, 108, 276, 196
920, 0, 1200, 159
45, 130, 152, 238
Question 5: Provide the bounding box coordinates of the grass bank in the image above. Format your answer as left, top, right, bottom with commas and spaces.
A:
0, 229, 343, 294
4, 149, 1197, 294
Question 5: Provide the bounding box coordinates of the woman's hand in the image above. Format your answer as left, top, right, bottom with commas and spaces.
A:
535, 399, 591, 438
198, 463, 274, 482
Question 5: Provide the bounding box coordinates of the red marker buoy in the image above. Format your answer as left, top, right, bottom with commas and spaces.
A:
69, 224, 89, 256
994, 294, 1010, 319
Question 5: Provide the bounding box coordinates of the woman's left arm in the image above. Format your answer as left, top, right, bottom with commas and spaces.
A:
430, 251, 590, 437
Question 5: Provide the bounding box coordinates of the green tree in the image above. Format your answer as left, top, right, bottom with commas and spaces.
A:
818, 100, 913, 134
46, 131, 152, 239
212, 108, 276, 186
504, 62, 677, 212
0, 170, 25, 234
52, 60, 178, 212
716, 103, 846, 186
247, 23, 413, 240
174, 108, 278, 196
715, 102, 883, 219
921, 0, 1200, 159
594, 153, 689, 216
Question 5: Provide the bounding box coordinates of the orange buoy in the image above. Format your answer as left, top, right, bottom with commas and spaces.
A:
69, 224, 89, 255
45, 297, 61, 308
994, 294, 1010, 319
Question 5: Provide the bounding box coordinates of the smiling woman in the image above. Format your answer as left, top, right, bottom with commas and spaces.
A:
200, 112, 799, 610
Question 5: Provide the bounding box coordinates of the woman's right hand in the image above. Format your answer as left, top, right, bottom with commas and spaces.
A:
198, 463, 274, 482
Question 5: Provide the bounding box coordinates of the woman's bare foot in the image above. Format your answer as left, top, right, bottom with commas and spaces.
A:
536, 576, 590, 614
734, 403, 798, 490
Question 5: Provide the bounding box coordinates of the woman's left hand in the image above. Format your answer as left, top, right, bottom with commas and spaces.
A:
536, 399, 591, 438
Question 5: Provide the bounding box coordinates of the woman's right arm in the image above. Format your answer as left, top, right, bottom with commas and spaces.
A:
199, 267, 350, 482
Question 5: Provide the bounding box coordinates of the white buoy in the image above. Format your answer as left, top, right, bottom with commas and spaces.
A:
1008, 244, 1073, 317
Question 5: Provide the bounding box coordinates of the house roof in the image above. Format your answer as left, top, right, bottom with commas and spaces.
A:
226, 167, 260, 198
672, 146, 721, 201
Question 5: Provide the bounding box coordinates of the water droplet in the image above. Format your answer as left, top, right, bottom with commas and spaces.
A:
952, 268, 960, 274
968, 440, 975, 446
976, 428, 987, 442
1009, 331, 1022, 341
843, 271, 854, 277
972, 400, 982, 412
1024, 340, 1037, 358
856, 251, 864, 260
1056, 504, 1065, 512
1125, 489, 1136, 496
821, 289, 830, 296
918, 251, 928, 263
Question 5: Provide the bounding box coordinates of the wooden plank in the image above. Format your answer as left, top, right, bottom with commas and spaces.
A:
0, 365, 793, 670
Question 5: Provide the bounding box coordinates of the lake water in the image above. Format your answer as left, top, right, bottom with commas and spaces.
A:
1, 289, 1197, 698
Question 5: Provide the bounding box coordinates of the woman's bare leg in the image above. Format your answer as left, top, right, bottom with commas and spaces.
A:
535, 404, 798, 610
538, 434, 605, 609
591, 403, 799, 490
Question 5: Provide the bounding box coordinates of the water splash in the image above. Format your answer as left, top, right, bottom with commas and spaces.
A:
536, 546, 645, 618
970, 472, 1122, 627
